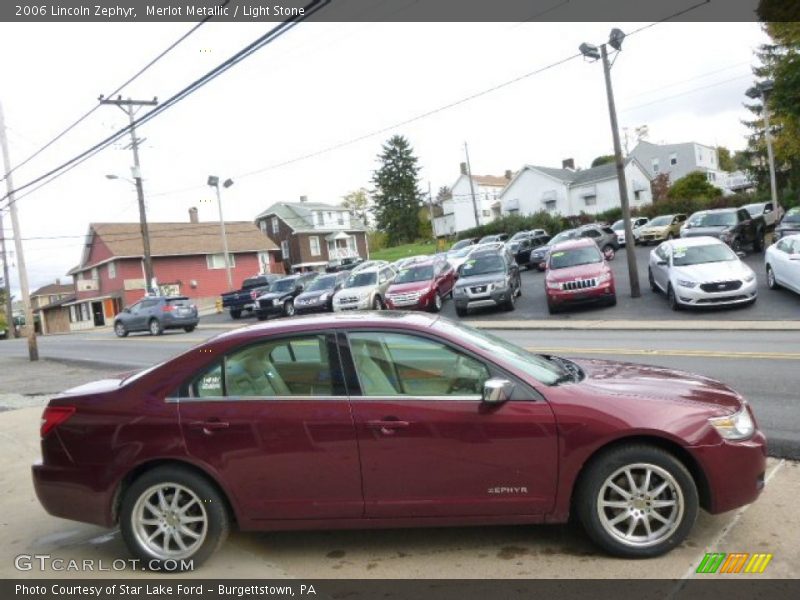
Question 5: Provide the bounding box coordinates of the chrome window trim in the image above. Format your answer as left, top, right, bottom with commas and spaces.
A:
167, 394, 481, 404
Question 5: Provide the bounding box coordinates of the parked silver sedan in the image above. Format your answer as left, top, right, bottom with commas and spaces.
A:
648, 236, 757, 310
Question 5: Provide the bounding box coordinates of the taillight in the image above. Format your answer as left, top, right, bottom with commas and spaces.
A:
162, 304, 173, 313
41, 406, 75, 437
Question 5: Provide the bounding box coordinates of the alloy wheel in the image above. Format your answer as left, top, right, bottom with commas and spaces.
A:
767, 265, 777, 289
131, 483, 208, 561
284, 300, 295, 317
434, 293, 442, 311
115, 323, 127, 337
596, 463, 684, 549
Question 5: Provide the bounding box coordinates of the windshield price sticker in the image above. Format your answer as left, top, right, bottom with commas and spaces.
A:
551, 251, 565, 258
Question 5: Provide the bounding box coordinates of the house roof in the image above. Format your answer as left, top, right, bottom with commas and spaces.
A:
71, 221, 278, 274
255, 201, 367, 233
36, 295, 77, 313
30, 283, 74, 298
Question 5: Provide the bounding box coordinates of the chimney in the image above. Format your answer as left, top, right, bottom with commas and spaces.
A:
562, 158, 575, 171
504, 169, 513, 180
299, 195, 308, 203
188, 207, 199, 223
55, 278, 60, 285
460, 162, 468, 175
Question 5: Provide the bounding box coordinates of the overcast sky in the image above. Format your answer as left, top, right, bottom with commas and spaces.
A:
0, 19, 767, 296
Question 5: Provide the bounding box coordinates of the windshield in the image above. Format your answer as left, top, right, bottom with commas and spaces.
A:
672, 244, 737, 267
448, 246, 472, 258
346, 272, 377, 287
433, 320, 563, 386
478, 236, 497, 244
549, 246, 603, 269
611, 220, 624, 231
242, 277, 267, 289
690, 212, 736, 227
306, 276, 336, 292
450, 240, 471, 251
395, 265, 434, 283
743, 204, 763, 217
271, 278, 298, 292
510, 232, 529, 241
783, 208, 800, 223
550, 230, 576, 245
460, 254, 505, 277
649, 216, 673, 227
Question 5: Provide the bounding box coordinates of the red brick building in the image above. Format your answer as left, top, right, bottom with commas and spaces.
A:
65, 219, 281, 330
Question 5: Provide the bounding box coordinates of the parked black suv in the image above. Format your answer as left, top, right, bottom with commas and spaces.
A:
506, 234, 551, 268
114, 296, 199, 337
294, 271, 349, 314
221, 274, 282, 319
254, 273, 318, 320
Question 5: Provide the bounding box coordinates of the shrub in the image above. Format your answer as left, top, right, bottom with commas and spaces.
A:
368, 230, 387, 252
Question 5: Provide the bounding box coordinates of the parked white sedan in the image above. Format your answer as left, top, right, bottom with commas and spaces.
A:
765, 233, 800, 295
648, 236, 757, 310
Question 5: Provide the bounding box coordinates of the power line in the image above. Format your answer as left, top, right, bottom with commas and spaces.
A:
620, 73, 753, 113
0, 4, 226, 184
0, 0, 331, 211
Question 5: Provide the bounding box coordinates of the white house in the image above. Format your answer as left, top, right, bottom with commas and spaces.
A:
499, 158, 652, 218
630, 140, 754, 195
433, 164, 511, 236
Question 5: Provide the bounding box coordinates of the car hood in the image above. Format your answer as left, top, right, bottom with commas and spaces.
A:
296, 290, 331, 302
388, 281, 432, 294
547, 263, 608, 282
336, 285, 376, 296
672, 260, 752, 283
573, 358, 742, 413
256, 291, 290, 301
681, 226, 728, 237
456, 272, 506, 287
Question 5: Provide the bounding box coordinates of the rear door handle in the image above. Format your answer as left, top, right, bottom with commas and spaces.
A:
367, 419, 410, 436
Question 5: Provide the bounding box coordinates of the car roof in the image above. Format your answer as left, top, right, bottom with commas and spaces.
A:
550, 238, 596, 251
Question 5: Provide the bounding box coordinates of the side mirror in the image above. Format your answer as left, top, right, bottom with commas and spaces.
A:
482, 378, 515, 404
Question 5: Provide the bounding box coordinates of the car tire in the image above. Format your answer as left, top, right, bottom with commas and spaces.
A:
503, 289, 517, 311
766, 265, 779, 290
648, 268, 659, 293
607, 294, 617, 307
430, 292, 443, 313
229, 309, 242, 320
547, 301, 559, 315
455, 307, 468, 317
184, 326, 196, 333
283, 300, 295, 317
256, 312, 267, 321
667, 285, 681, 311
372, 297, 382, 310
114, 322, 128, 338
120, 465, 230, 571
754, 229, 765, 253
731, 237, 743, 253
575, 444, 698, 558
149, 319, 163, 336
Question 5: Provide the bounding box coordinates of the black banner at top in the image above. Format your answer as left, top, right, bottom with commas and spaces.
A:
0, 0, 795, 23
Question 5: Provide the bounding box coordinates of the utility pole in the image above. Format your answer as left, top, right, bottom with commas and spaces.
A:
100, 96, 158, 293
0, 100, 37, 359
464, 142, 480, 229
762, 93, 780, 215
0, 208, 15, 338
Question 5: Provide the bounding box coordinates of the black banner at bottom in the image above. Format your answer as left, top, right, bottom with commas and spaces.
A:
5, 579, 800, 600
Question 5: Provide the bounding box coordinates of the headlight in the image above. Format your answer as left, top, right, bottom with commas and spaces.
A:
597, 271, 612, 284
709, 407, 755, 441
488, 279, 506, 291
546, 279, 561, 290
319, 292, 330, 301
454, 286, 466, 296
743, 272, 755, 283
272, 298, 281, 306
677, 279, 697, 288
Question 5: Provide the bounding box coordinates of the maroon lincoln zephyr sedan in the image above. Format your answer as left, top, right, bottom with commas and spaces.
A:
33, 313, 766, 568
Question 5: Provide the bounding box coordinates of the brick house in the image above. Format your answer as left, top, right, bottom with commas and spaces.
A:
64, 216, 282, 331
255, 198, 369, 271
29, 280, 76, 335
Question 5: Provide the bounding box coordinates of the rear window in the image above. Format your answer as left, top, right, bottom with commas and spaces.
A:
166, 298, 191, 306
242, 277, 267, 289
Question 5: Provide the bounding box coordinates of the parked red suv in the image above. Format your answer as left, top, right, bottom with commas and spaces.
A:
33, 314, 766, 569
545, 238, 616, 313
385, 257, 455, 312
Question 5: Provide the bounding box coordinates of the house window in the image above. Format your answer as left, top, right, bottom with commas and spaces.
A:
108, 261, 116, 279
670, 153, 677, 166
652, 159, 659, 173
337, 212, 345, 226
482, 210, 491, 217
309, 236, 321, 256
707, 172, 717, 182
80, 303, 90, 321
257, 252, 272, 274
206, 253, 235, 269
69, 306, 77, 322
259, 220, 267, 233
315, 212, 323, 226
544, 200, 557, 212
281, 240, 290, 262
91, 267, 99, 280
584, 195, 597, 206
271, 217, 279, 234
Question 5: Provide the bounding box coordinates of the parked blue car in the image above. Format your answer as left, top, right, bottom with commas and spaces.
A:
113, 296, 199, 337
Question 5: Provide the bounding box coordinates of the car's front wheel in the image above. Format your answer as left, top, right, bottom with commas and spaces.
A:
120, 466, 230, 570
667, 285, 681, 311
767, 264, 779, 290
575, 445, 698, 558
283, 299, 295, 317
114, 322, 128, 338
430, 291, 443, 313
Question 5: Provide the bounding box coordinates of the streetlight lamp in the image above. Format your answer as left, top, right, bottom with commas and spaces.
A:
207, 175, 234, 291
746, 80, 779, 214
106, 170, 155, 294
580, 28, 641, 298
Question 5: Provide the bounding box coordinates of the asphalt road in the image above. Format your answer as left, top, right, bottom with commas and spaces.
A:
1, 325, 798, 458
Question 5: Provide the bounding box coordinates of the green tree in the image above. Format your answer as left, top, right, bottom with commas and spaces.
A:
435, 185, 451, 204
371, 135, 423, 245
717, 146, 737, 172
341, 188, 370, 227
667, 171, 723, 201
591, 155, 615, 168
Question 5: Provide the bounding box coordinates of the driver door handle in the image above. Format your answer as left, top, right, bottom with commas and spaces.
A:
188, 419, 230, 434
367, 419, 410, 436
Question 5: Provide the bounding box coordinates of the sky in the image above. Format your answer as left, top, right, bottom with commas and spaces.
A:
0, 18, 768, 297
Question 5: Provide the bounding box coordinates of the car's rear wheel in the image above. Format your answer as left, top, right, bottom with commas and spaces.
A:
229, 309, 242, 320
184, 326, 196, 333
149, 319, 163, 336
115, 322, 128, 338
667, 285, 681, 311
575, 445, 698, 558
431, 292, 443, 313
767, 264, 779, 290
121, 466, 229, 570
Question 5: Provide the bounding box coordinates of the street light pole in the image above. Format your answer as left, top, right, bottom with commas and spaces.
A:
580, 30, 640, 298
762, 93, 780, 215
208, 176, 234, 292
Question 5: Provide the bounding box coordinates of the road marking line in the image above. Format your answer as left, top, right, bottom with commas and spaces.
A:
670, 459, 786, 596
525, 346, 800, 361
